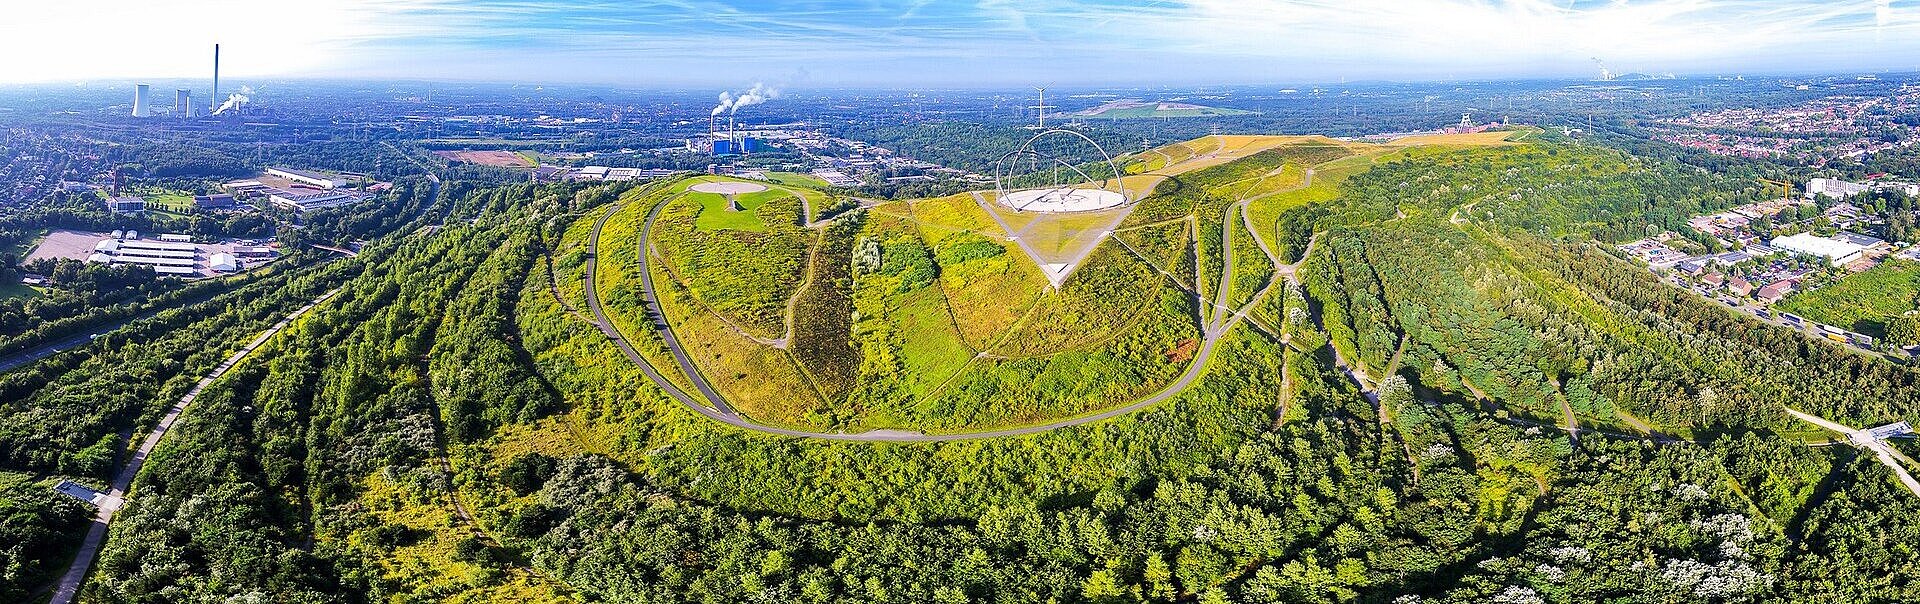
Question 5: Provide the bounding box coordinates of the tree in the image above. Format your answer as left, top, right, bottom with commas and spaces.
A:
1886, 313, 1920, 347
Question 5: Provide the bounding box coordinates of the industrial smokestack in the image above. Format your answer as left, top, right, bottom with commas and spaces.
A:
211, 44, 220, 114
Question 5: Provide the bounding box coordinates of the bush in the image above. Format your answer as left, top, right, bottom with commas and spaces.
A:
501, 452, 559, 496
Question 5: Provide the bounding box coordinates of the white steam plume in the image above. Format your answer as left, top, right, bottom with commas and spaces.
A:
728, 82, 780, 114
711, 83, 782, 116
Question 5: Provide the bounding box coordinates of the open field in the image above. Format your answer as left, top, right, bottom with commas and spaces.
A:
1386, 129, 1529, 147
1073, 99, 1257, 119
767, 171, 830, 189
1776, 259, 1920, 337
433, 149, 536, 167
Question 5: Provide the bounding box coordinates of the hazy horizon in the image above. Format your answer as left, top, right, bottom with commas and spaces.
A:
4, 1, 1917, 88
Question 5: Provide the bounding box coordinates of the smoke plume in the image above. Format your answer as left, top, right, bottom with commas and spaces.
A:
213, 85, 254, 116
711, 82, 781, 115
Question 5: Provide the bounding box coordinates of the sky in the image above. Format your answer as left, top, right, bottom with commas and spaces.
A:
2, 0, 1918, 87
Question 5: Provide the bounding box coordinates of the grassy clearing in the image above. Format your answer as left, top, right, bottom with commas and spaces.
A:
654, 192, 809, 338
687, 190, 782, 232
907, 193, 1001, 233
146, 193, 196, 212
664, 287, 829, 426
929, 276, 1197, 430
921, 227, 1045, 348
1776, 259, 1920, 337
0, 280, 41, 300
1386, 129, 1526, 147
1018, 208, 1131, 261
842, 214, 979, 427
1113, 219, 1195, 286
337, 470, 573, 603
993, 241, 1175, 357
768, 171, 830, 189
790, 225, 862, 403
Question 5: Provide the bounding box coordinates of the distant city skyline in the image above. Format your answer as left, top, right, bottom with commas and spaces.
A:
4, 1, 1918, 87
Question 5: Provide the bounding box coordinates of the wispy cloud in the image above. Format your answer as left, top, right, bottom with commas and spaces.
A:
2, 0, 1916, 86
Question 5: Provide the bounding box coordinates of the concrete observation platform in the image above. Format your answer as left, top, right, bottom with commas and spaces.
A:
998, 187, 1127, 213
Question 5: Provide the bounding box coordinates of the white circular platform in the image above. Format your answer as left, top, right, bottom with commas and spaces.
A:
690, 181, 769, 194
998, 187, 1127, 213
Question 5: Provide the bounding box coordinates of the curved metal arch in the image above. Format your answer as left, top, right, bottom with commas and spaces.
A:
992, 128, 1132, 211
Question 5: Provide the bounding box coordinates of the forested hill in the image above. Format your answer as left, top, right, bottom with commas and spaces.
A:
5, 135, 1919, 603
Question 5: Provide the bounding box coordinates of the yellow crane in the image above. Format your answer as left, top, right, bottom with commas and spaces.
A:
1757, 178, 1797, 201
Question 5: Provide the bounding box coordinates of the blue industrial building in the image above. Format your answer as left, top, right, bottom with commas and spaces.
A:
712, 137, 767, 156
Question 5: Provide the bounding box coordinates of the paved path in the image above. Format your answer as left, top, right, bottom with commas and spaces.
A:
310, 244, 359, 257
0, 326, 122, 375
49, 288, 342, 604
583, 191, 1262, 442
1783, 406, 1920, 498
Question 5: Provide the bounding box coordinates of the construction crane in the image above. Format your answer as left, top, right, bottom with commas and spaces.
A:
1757, 178, 1797, 201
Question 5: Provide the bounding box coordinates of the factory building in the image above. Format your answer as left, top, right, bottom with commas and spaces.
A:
710, 137, 766, 156
266, 167, 354, 189
174, 89, 193, 118
1806, 178, 1871, 199
193, 194, 238, 209
104, 196, 146, 213
269, 190, 361, 212
208, 253, 238, 273
1771, 232, 1868, 266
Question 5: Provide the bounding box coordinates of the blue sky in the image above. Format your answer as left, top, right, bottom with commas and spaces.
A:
4, 1, 1918, 86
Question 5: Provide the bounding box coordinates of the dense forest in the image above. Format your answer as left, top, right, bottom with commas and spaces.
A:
3, 130, 1920, 604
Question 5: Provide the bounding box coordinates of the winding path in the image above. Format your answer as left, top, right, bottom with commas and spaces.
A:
49, 287, 343, 604
582, 189, 1264, 442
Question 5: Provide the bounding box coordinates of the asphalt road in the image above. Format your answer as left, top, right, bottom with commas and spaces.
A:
49, 287, 342, 604
0, 326, 120, 375
583, 190, 1264, 442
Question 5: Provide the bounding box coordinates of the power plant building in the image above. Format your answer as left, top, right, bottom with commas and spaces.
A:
174, 89, 193, 117
131, 84, 152, 117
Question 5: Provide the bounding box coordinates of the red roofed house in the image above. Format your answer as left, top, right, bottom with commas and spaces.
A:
1727, 276, 1753, 297
1757, 279, 1796, 303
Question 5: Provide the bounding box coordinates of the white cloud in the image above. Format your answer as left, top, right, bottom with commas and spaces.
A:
1, 0, 1915, 85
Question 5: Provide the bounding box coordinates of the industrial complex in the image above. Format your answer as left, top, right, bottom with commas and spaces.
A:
25, 229, 277, 278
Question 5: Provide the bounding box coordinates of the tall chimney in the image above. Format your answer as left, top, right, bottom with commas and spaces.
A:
211, 44, 220, 114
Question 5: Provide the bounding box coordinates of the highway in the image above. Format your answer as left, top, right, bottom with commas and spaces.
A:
582, 188, 1269, 442
49, 288, 342, 604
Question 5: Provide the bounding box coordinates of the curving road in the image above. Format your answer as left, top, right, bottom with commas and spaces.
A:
49, 287, 342, 604
582, 189, 1265, 442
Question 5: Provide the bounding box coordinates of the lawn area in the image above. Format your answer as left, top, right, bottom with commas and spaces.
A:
145, 193, 196, 213
654, 191, 810, 338
1387, 129, 1526, 147
768, 171, 829, 189
1776, 259, 1920, 337
0, 279, 43, 300
688, 191, 776, 232
907, 193, 1000, 233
